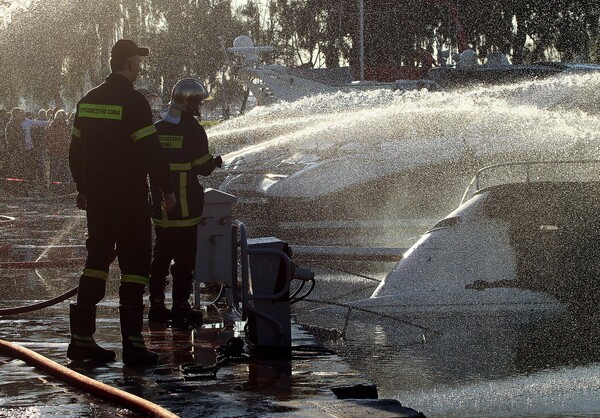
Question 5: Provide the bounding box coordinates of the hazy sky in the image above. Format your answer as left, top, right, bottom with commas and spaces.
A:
0, 1, 253, 19
0, 0, 31, 20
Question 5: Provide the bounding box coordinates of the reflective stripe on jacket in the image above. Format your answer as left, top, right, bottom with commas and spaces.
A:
151, 111, 216, 227
69, 73, 172, 196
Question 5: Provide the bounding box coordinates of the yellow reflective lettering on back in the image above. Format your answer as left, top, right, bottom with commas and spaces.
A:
79, 104, 123, 120
159, 135, 184, 149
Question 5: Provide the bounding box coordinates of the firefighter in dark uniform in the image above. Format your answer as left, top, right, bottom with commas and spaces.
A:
68, 39, 176, 366
148, 78, 222, 327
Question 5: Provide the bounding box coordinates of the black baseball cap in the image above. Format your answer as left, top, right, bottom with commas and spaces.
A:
111, 39, 149, 58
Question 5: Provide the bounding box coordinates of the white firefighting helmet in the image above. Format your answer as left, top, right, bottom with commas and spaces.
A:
168, 78, 210, 116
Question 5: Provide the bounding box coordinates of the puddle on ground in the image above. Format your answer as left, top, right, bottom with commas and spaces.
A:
0, 196, 375, 417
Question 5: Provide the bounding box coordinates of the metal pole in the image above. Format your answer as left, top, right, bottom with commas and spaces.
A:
358, 0, 364, 81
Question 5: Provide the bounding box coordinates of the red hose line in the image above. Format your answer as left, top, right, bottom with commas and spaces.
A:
0, 339, 179, 418
0, 258, 87, 269
0, 248, 116, 270
0, 251, 118, 315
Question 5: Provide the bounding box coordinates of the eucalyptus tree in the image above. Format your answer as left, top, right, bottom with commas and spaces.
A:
524, 0, 599, 62
145, 0, 246, 109
268, 0, 321, 67
261, 0, 440, 71
235, 1, 279, 47
0, 1, 70, 109
4, 0, 598, 112
0, 0, 134, 109
263, 0, 354, 68
361, 1, 439, 67
254, 0, 600, 72
456, 0, 600, 63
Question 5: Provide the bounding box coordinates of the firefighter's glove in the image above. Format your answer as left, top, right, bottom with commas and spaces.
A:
214, 156, 223, 168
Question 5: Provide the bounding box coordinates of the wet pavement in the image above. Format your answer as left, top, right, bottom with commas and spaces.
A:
0, 193, 423, 417
7, 192, 600, 417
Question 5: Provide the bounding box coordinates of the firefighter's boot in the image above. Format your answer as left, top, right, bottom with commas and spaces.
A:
148, 276, 171, 323
148, 299, 172, 323
119, 305, 159, 366
172, 299, 203, 329
67, 303, 116, 362
172, 277, 201, 328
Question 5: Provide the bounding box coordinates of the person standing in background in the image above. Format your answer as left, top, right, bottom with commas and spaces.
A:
4, 107, 49, 183
32, 109, 50, 191
45, 109, 71, 185
0, 109, 10, 179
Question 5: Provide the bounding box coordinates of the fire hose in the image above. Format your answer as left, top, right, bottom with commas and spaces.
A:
0, 339, 178, 418
0, 258, 86, 269
0, 245, 112, 314
0, 290, 181, 417
0, 240, 179, 417
0, 251, 86, 315
0, 287, 77, 316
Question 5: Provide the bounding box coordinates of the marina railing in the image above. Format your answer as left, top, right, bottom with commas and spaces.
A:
460, 159, 600, 205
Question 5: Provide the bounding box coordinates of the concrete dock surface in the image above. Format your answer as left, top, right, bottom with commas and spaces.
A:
0, 194, 424, 417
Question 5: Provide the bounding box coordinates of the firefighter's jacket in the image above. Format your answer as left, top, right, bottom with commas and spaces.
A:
150, 111, 217, 228
69, 73, 172, 196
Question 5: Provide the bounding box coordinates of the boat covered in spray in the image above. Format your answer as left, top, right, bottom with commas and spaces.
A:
207, 72, 600, 242
227, 36, 600, 105
227, 35, 438, 107
295, 160, 600, 383
428, 48, 600, 89
372, 160, 600, 310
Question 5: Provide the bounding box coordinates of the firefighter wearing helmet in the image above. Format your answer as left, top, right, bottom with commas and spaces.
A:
148, 78, 222, 327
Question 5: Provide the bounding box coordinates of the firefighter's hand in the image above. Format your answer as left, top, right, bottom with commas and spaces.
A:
214, 155, 223, 168
163, 192, 176, 212
76, 193, 87, 210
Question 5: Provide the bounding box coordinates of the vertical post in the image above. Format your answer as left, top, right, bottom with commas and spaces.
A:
358, 0, 364, 81
219, 36, 231, 120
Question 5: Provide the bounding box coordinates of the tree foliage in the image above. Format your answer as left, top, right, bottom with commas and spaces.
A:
261, 0, 600, 68
0, 0, 249, 111
0, 0, 599, 111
